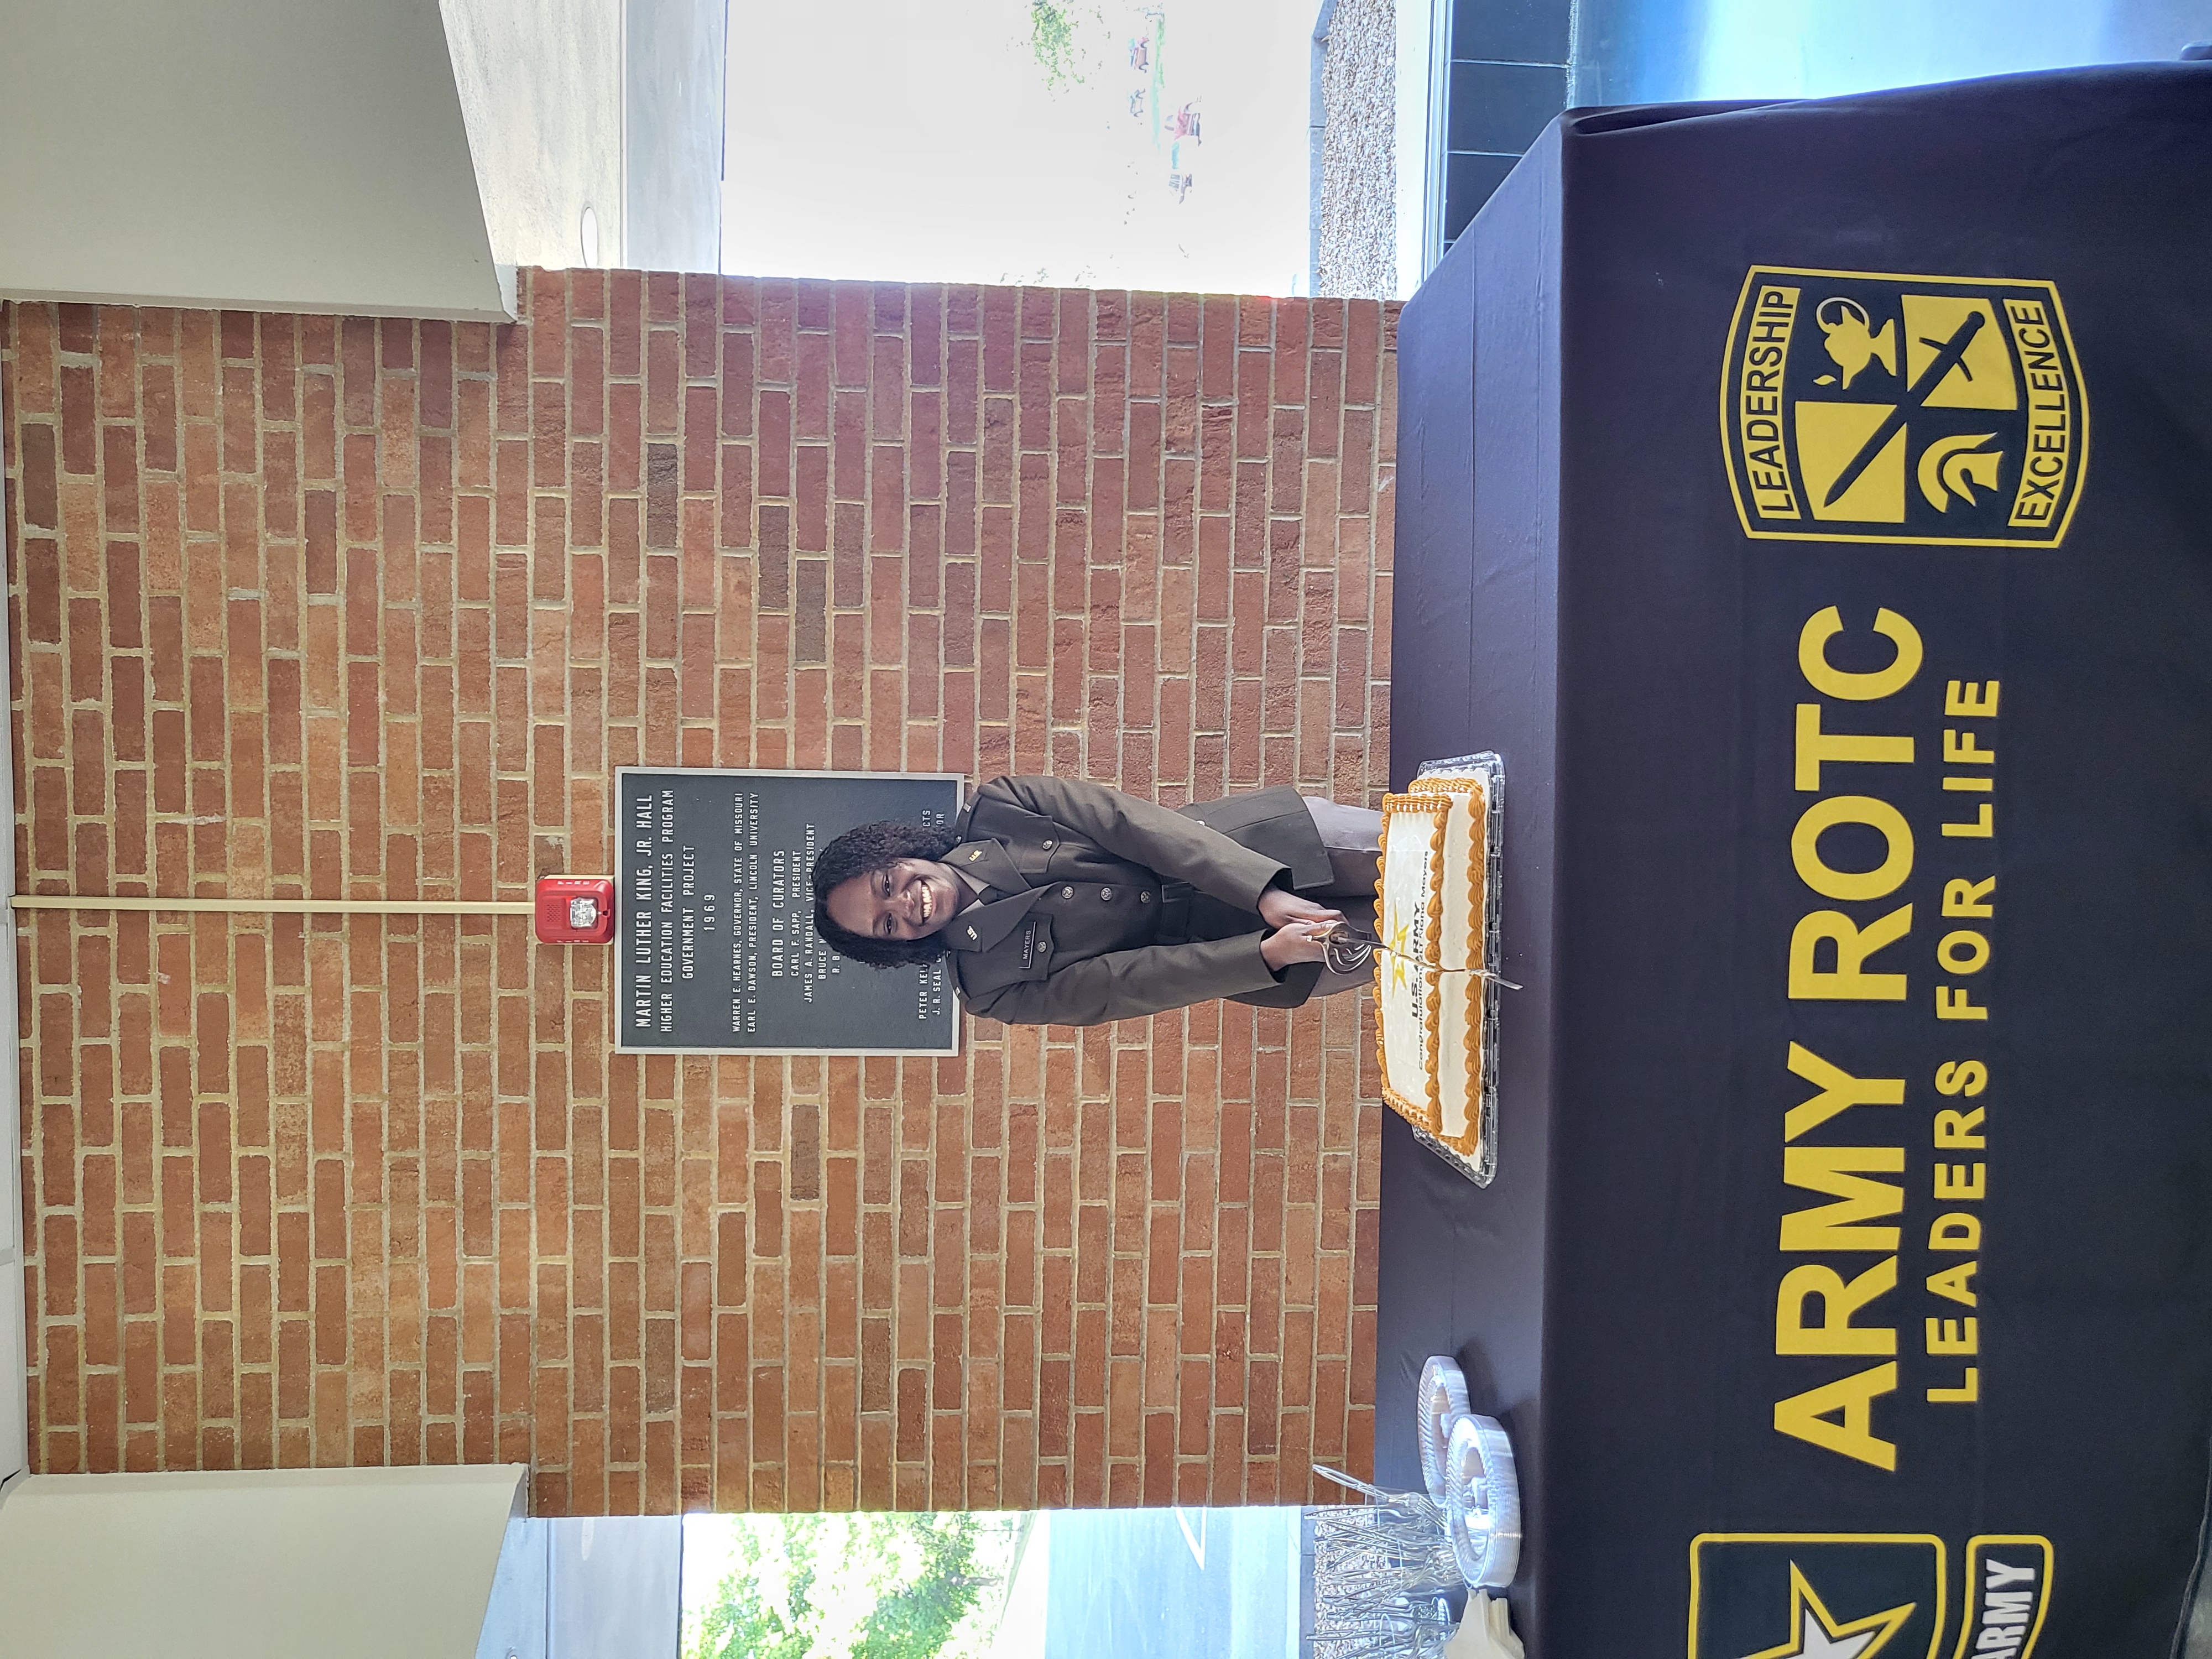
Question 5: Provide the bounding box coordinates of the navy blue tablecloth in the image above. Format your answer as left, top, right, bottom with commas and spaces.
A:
1383, 64, 2212, 1658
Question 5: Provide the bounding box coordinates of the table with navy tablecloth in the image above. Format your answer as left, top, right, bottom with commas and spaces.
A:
1379, 64, 2212, 1658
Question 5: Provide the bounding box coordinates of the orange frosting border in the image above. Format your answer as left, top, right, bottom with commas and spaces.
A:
1378, 792, 1449, 969
1441, 778, 1491, 1159
1374, 794, 1449, 1133
1373, 780, 1493, 1158
1436, 973, 1488, 1160
1418, 774, 1489, 974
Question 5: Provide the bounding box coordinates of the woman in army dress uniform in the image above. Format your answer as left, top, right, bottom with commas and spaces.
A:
811, 775, 1384, 1027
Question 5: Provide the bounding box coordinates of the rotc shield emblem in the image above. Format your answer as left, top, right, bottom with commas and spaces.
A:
1721, 267, 2088, 546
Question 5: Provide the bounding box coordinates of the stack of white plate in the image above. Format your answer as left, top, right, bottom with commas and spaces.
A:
1418, 1355, 1472, 1504
1415, 1355, 1521, 1590
1443, 1413, 1521, 1589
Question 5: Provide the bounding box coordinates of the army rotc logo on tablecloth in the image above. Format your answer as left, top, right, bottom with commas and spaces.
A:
1688, 1534, 2054, 1659
1721, 268, 2088, 546
1688, 1535, 1946, 1659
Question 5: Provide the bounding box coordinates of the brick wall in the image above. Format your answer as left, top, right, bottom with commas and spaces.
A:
2, 272, 1395, 1514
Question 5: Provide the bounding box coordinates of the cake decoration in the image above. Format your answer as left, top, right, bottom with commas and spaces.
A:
1372, 754, 1504, 1185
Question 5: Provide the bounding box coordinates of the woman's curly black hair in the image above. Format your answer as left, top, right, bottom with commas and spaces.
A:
810, 818, 963, 968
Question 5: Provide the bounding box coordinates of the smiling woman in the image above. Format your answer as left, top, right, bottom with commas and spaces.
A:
813, 820, 971, 954
811, 775, 1385, 1026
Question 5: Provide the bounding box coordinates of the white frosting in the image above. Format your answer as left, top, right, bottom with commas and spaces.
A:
1375, 779, 1491, 1155
1379, 966, 1481, 1142
1378, 796, 1446, 967
1379, 957, 1436, 1125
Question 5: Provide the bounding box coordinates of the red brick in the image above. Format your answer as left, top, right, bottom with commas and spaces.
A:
3, 279, 1392, 1508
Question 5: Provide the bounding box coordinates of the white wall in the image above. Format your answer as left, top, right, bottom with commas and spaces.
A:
1394, 0, 1443, 294
624, 0, 725, 273
0, 0, 510, 320
440, 0, 625, 272
0, 1464, 528, 1658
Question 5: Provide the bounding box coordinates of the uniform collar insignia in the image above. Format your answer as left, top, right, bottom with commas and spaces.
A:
944, 838, 1027, 898
942, 885, 1050, 952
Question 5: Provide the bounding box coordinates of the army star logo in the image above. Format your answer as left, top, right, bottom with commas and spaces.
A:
1688, 1533, 1945, 1659
1743, 1566, 1914, 1659
1721, 266, 2088, 547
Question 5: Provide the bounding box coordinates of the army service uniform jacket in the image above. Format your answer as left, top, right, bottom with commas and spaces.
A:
940, 776, 1337, 1027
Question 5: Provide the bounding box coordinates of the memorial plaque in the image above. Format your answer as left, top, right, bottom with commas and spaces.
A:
614, 768, 963, 1054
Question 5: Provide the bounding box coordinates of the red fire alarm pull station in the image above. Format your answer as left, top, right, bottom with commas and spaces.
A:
534, 875, 616, 944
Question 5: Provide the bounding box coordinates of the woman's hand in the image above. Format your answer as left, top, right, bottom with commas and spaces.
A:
1256, 888, 1344, 931
1258, 889, 1345, 973
1261, 921, 1337, 972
